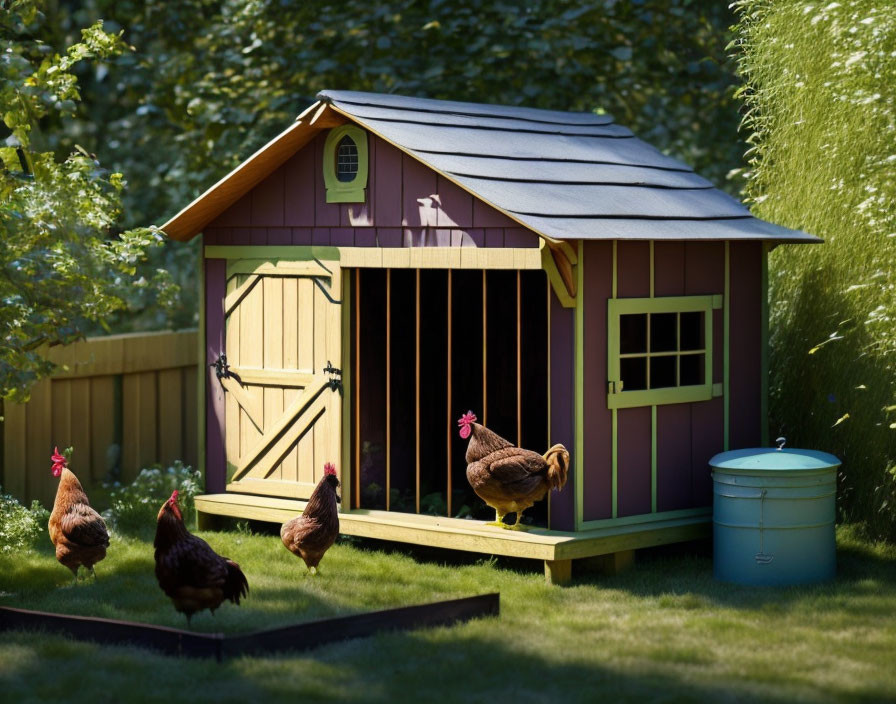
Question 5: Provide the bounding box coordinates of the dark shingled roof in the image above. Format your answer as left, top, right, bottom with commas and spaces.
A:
319, 90, 817, 243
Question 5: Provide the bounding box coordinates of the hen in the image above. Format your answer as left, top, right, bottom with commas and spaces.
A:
459, 411, 569, 530
154, 490, 249, 624
281, 462, 340, 575
47, 447, 109, 580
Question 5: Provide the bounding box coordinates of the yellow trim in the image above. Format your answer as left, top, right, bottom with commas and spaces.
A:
198, 235, 207, 488
323, 124, 369, 203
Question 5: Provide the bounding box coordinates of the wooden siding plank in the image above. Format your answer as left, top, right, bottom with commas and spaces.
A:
282, 277, 299, 483
655, 404, 692, 512
157, 369, 183, 466
239, 273, 265, 467
582, 241, 613, 522
473, 199, 516, 228
729, 241, 763, 450
183, 365, 198, 471
89, 377, 117, 486
402, 153, 438, 229
263, 276, 284, 480
373, 136, 402, 227
25, 380, 53, 507
68, 378, 92, 483
251, 164, 285, 226
284, 145, 315, 226
297, 277, 316, 486
435, 175, 474, 228
3, 401, 27, 500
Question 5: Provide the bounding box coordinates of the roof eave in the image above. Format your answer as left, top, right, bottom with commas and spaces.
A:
160, 100, 328, 242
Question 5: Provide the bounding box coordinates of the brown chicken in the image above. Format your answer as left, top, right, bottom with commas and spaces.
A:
459, 411, 569, 530
154, 490, 249, 624
280, 462, 340, 575
47, 447, 109, 580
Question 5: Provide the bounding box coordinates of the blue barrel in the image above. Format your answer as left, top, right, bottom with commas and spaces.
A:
710, 448, 840, 586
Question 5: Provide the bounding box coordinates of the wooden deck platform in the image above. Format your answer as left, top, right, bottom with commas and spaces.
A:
196, 493, 711, 584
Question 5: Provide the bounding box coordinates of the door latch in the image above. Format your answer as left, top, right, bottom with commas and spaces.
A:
324, 360, 343, 394
211, 353, 230, 380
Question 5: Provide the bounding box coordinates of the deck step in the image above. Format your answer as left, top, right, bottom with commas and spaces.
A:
196, 493, 710, 565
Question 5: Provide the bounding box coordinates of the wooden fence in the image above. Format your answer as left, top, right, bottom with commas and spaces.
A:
1, 330, 199, 508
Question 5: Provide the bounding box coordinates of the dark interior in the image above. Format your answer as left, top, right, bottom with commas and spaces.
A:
353, 267, 550, 526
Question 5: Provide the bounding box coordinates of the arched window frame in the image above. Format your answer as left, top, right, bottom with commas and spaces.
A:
323, 125, 369, 203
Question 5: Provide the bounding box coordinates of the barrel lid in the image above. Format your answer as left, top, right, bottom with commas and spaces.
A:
709, 448, 841, 472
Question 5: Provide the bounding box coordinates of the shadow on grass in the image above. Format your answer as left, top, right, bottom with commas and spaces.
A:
0, 623, 848, 704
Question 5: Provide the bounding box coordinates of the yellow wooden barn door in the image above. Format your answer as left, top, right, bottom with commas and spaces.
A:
222, 258, 342, 499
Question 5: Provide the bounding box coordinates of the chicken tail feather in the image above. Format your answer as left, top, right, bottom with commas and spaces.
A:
224, 559, 250, 605
543, 444, 570, 491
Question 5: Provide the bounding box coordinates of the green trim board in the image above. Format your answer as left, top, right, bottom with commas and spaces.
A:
205, 245, 341, 261
323, 124, 369, 203
606, 295, 719, 410
574, 239, 585, 530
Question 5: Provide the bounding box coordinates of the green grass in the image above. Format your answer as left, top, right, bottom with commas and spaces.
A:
2, 525, 896, 703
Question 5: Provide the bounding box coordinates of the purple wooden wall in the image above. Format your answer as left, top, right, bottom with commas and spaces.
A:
581, 240, 763, 522
549, 291, 575, 531
204, 132, 539, 249
583, 241, 613, 521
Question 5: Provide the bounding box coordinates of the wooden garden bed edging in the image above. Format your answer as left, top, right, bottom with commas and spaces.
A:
0, 593, 499, 662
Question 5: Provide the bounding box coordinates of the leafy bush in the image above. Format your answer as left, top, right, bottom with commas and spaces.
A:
733, 1, 896, 538
102, 462, 202, 536
0, 488, 50, 553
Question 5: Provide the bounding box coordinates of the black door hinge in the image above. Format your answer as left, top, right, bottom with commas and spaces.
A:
211, 353, 230, 380
324, 360, 343, 394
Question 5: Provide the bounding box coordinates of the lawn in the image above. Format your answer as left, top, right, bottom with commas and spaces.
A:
1, 524, 894, 703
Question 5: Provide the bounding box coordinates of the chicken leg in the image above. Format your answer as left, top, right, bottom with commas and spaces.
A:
485, 509, 508, 528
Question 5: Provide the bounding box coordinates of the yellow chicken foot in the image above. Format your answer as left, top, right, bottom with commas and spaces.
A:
507, 511, 530, 531
308, 566, 318, 576
485, 510, 507, 527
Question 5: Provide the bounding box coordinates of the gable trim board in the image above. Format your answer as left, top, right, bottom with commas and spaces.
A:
162, 91, 818, 246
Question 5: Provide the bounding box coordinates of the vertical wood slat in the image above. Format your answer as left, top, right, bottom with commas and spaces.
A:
354, 269, 361, 509
90, 377, 117, 485
446, 269, 453, 518
122, 371, 158, 483
263, 276, 284, 480
225, 275, 242, 483
69, 378, 91, 483
157, 369, 183, 466
2, 331, 199, 507
26, 380, 52, 507
3, 401, 27, 499
546, 276, 551, 528
415, 269, 421, 514
183, 366, 198, 474
298, 277, 315, 486
386, 269, 391, 511
281, 277, 299, 483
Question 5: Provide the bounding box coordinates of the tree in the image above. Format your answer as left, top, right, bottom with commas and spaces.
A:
733, 0, 896, 538
0, 1, 175, 402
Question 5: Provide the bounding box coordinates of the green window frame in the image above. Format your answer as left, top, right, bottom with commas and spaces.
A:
607, 295, 722, 409
323, 125, 369, 203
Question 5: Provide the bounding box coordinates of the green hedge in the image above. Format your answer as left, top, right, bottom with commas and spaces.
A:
733, 1, 896, 538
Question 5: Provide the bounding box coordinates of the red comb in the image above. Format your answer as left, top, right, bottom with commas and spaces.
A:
324, 462, 337, 476
169, 490, 179, 503
50, 446, 67, 477
457, 411, 477, 427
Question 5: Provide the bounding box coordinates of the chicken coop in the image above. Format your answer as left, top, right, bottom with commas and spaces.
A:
163, 91, 817, 583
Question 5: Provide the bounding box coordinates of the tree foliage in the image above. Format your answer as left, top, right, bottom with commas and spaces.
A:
733, 0, 896, 538
48, 0, 742, 226
1, 1, 175, 401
